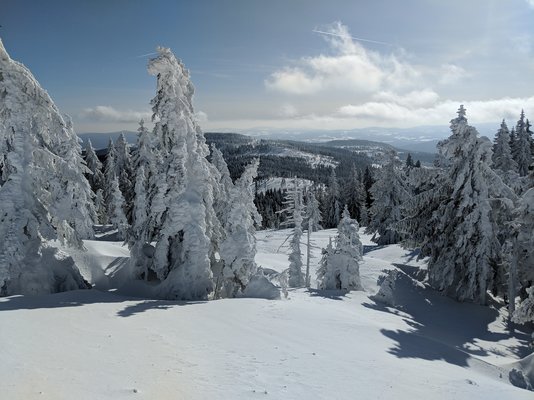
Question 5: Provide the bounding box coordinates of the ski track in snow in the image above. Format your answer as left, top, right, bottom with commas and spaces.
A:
0, 229, 532, 399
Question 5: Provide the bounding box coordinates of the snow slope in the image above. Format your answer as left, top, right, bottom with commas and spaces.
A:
1, 229, 532, 399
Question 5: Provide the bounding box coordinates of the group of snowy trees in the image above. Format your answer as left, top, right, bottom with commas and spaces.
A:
123, 47, 264, 300
2, 35, 533, 323
0, 43, 265, 300
376, 106, 534, 323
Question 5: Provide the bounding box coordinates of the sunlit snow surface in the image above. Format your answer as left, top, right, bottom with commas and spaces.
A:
0, 229, 532, 399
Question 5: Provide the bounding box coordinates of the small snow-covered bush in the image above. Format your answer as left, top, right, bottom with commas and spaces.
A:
372, 270, 400, 307
241, 274, 280, 300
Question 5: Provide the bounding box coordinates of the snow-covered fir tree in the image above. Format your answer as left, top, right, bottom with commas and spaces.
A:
279, 178, 305, 287
0, 38, 90, 295
324, 168, 341, 228
51, 115, 97, 242
317, 206, 363, 291
512, 110, 533, 177
108, 176, 129, 240
492, 120, 517, 173
129, 47, 219, 300
341, 165, 367, 225
210, 143, 234, 228
85, 139, 107, 223
425, 106, 513, 304
514, 188, 534, 305
114, 132, 134, 222
104, 138, 116, 207
366, 150, 407, 245
304, 188, 322, 288
218, 159, 262, 298
85, 139, 105, 193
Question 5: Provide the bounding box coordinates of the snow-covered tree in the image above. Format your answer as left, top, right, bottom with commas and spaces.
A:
324, 168, 341, 228
210, 143, 234, 227
114, 132, 134, 221
425, 106, 513, 304
304, 188, 322, 288
366, 150, 407, 245
104, 138, 116, 207
129, 47, 219, 300
0, 38, 90, 295
341, 165, 367, 225
317, 206, 363, 291
513, 286, 534, 324
85, 139, 105, 192
108, 176, 128, 240
218, 159, 262, 297
515, 188, 534, 298
279, 178, 305, 287
51, 115, 97, 242
84, 139, 106, 223
512, 110, 533, 177
492, 120, 517, 173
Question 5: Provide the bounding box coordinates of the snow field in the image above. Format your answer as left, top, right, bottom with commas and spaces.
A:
0, 228, 532, 399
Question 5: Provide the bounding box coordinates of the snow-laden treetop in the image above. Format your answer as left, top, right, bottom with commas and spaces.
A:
148, 46, 195, 116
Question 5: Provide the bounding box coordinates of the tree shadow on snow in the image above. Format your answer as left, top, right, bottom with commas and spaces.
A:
362, 266, 532, 367
308, 288, 350, 300
0, 288, 201, 318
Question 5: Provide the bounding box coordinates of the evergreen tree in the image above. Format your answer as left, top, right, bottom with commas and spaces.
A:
405, 153, 414, 169
362, 166, 375, 211
85, 139, 106, 223
104, 138, 116, 209
279, 178, 305, 287
492, 120, 517, 173
324, 168, 341, 228
219, 160, 262, 297
85, 139, 105, 193
424, 106, 511, 304
341, 165, 366, 224
304, 188, 322, 288
366, 150, 407, 245
210, 143, 234, 228
109, 176, 128, 240
0, 38, 90, 295
114, 132, 134, 221
317, 206, 362, 291
512, 110, 533, 177
129, 47, 219, 300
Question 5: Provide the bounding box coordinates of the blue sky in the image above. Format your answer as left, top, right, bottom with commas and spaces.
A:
1, 0, 533, 133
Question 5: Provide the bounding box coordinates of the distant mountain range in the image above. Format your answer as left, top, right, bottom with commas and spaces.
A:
79, 122, 500, 154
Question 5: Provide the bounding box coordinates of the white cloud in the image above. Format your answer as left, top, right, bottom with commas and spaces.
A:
195, 110, 209, 123
438, 64, 468, 85
204, 96, 534, 132
265, 22, 418, 95
279, 104, 299, 117
527, 0, 534, 9
372, 89, 440, 108
82, 105, 150, 123
337, 96, 534, 126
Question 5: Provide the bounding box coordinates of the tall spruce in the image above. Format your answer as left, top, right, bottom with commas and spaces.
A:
425, 106, 513, 304
129, 47, 219, 300
218, 160, 262, 298
366, 150, 407, 245
0, 39, 90, 295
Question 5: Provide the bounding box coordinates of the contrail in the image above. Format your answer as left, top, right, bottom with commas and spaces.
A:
134, 51, 159, 59
312, 29, 393, 46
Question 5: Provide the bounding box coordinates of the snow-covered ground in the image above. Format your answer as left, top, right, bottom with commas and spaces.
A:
1, 229, 532, 399
255, 177, 321, 194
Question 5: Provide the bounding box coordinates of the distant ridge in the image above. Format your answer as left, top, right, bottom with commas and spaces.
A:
78, 131, 137, 150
